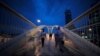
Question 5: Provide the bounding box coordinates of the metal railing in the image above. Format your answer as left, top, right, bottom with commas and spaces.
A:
64, 1, 100, 46
0, 2, 41, 56
0, 2, 37, 36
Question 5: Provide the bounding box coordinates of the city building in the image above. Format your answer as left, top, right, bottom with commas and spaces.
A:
88, 4, 100, 46
67, 1, 100, 47
65, 10, 75, 30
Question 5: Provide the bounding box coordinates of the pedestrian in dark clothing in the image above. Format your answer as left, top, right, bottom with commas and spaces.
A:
55, 33, 64, 47
55, 27, 64, 52
41, 29, 46, 47
41, 37, 44, 47
49, 33, 52, 40
55, 33, 60, 47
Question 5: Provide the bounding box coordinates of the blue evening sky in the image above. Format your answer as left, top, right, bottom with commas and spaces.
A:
0, 0, 99, 26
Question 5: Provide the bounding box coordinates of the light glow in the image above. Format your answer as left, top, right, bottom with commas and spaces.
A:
37, 19, 41, 23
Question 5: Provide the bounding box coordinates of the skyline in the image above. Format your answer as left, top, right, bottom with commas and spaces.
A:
0, 0, 99, 26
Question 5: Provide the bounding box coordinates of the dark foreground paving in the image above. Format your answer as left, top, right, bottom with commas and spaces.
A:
14, 38, 84, 56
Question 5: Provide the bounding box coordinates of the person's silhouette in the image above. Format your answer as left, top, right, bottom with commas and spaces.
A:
49, 33, 52, 40
41, 29, 45, 47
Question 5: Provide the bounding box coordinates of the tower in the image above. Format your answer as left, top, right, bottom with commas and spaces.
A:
65, 10, 72, 24
65, 10, 75, 30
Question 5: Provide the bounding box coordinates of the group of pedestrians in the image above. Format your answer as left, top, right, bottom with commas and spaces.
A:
40, 27, 64, 51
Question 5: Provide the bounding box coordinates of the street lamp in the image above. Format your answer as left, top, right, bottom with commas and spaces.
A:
37, 19, 41, 23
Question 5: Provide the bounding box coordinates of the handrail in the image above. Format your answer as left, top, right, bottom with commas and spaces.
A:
64, 1, 100, 28
0, 2, 37, 28
60, 27, 100, 56
71, 22, 100, 31
0, 25, 45, 56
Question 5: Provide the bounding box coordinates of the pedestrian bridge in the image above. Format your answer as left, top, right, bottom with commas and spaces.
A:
0, 1, 100, 56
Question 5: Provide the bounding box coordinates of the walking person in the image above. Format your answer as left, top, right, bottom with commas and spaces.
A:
41, 36, 45, 47
41, 29, 46, 47
55, 33, 60, 47
49, 33, 52, 40
55, 27, 64, 52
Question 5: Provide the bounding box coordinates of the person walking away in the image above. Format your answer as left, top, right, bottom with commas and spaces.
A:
41, 29, 46, 47
55, 27, 64, 52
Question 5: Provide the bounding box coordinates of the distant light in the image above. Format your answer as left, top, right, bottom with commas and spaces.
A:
82, 32, 84, 35
37, 19, 41, 23
89, 28, 92, 31
85, 36, 88, 38
81, 33, 88, 39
